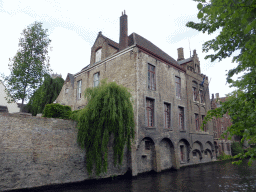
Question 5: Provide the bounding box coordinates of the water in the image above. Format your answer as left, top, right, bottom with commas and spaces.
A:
20, 160, 256, 192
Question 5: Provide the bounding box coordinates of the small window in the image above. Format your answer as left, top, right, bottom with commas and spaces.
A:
77, 80, 82, 99
200, 90, 204, 103
202, 115, 206, 131
204, 151, 207, 155
178, 106, 184, 131
95, 48, 102, 62
164, 103, 171, 129
146, 98, 154, 127
175, 77, 181, 99
65, 88, 69, 94
195, 113, 199, 131
148, 64, 156, 90
93, 72, 100, 87
193, 151, 197, 157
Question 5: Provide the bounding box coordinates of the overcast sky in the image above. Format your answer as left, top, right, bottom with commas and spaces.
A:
0, 0, 237, 98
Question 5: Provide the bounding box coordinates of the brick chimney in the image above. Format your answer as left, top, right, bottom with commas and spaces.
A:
177, 48, 184, 61
119, 11, 128, 51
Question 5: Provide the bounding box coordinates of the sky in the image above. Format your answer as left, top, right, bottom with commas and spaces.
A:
0, 0, 237, 98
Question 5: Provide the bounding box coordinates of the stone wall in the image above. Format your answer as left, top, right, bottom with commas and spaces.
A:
0, 113, 129, 191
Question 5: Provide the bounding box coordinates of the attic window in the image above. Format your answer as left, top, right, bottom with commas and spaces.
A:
95, 48, 102, 62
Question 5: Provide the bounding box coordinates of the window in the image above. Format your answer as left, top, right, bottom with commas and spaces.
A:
175, 76, 181, 98
77, 80, 82, 99
148, 64, 156, 90
95, 48, 102, 62
193, 151, 197, 157
180, 145, 185, 162
65, 88, 69, 94
164, 103, 171, 129
146, 98, 154, 127
192, 81, 198, 101
202, 115, 206, 131
199, 90, 204, 103
93, 72, 100, 87
178, 106, 184, 131
195, 113, 199, 131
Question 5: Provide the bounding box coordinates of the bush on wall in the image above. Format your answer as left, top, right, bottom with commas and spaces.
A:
43, 103, 71, 119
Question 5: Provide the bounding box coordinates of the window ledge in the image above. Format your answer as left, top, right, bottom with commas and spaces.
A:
145, 127, 157, 130
180, 161, 186, 164
180, 130, 186, 132
163, 128, 173, 132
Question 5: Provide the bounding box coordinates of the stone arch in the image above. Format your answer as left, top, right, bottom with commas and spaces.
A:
192, 149, 202, 164
159, 138, 175, 170
192, 141, 203, 152
204, 149, 213, 162
178, 139, 191, 164
136, 137, 156, 173
205, 141, 214, 152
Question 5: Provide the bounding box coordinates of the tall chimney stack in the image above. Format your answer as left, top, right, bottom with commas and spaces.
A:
177, 47, 184, 61
119, 11, 128, 51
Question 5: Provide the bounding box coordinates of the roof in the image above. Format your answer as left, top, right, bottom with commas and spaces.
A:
129, 33, 179, 65
178, 57, 193, 65
100, 33, 119, 49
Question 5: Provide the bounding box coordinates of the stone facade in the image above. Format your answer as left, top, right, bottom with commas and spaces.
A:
55, 12, 215, 177
0, 113, 130, 191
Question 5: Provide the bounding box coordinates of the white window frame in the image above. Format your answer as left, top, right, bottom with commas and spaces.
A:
93, 72, 100, 87
77, 80, 82, 99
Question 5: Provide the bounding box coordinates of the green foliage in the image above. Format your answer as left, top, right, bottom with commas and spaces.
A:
231, 142, 244, 156
26, 74, 64, 116
188, 0, 256, 165
218, 153, 232, 161
1, 21, 51, 109
43, 103, 71, 119
77, 79, 135, 176
69, 109, 82, 121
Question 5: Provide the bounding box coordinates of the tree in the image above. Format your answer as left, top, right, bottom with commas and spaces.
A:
26, 74, 64, 116
1, 22, 51, 111
76, 80, 135, 175
186, 0, 256, 164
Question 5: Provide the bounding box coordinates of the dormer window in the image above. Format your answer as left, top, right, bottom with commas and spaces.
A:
95, 48, 102, 62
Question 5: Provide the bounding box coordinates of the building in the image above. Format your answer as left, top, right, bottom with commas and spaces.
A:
0, 81, 20, 113
211, 93, 239, 157
56, 12, 215, 175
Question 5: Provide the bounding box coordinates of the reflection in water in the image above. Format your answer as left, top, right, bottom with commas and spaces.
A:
27, 160, 256, 192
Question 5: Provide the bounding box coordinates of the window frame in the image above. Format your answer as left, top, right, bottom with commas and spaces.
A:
195, 113, 199, 131
178, 106, 185, 131
148, 64, 156, 91
199, 90, 204, 103
77, 80, 82, 100
164, 102, 171, 129
146, 98, 155, 127
175, 76, 181, 99
93, 72, 100, 87
95, 48, 102, 63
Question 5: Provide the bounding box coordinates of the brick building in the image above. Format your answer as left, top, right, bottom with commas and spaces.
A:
211, 93, 238, 157
56, 12, 215, 175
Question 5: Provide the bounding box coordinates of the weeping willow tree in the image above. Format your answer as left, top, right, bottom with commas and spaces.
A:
76, 80, 135, 175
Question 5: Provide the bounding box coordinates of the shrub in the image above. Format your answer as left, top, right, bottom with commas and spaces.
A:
69, 109, 82, 121
43, 103, 71, 119
218, 153, 232, 160
231, 142, 244, 156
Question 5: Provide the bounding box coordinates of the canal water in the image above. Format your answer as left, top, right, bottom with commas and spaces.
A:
21, 160, 256, 192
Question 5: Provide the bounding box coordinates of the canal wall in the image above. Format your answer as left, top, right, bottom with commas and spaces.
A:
0, 113, 130, 191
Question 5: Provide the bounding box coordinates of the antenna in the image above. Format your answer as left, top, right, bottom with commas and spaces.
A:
189, 39, 191, 57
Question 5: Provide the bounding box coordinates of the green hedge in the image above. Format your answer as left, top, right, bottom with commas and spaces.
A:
43, 103, 71, 119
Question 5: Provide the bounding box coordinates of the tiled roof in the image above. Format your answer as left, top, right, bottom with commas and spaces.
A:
129, 33, 179, 65
101, 34, 119, 49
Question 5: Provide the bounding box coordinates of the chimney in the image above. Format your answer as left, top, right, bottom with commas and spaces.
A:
215, 93, 219, 99
177, 48, 184, 61
119, 11, 128, 51
212, 94, 214, 100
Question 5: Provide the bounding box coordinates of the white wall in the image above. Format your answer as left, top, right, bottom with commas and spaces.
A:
0, 81, 20, 113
